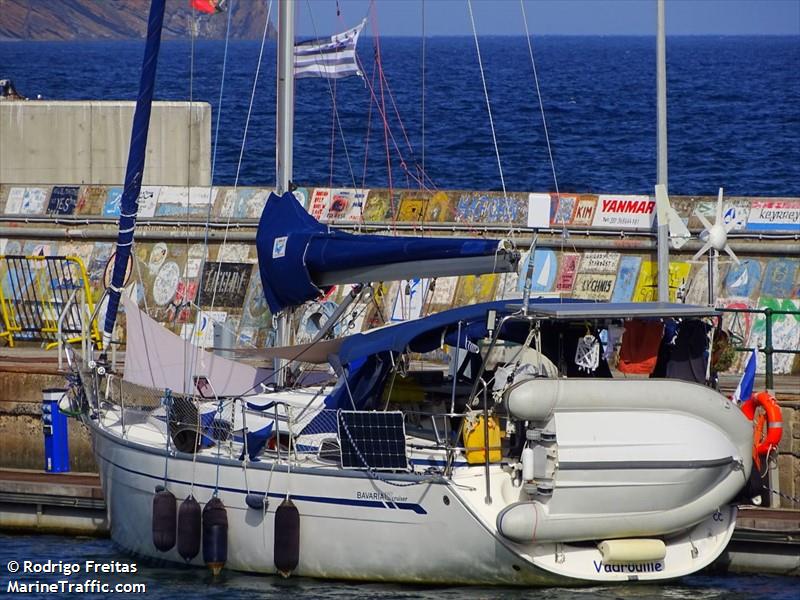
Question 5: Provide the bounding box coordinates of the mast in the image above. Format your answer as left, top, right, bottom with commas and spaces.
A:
101, 0, 166, 352
274, 0, 295, 385
276, 0, 295, 195
656, 0, 669, 302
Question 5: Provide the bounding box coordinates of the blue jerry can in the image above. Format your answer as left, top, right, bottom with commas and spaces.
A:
42, 388, 70, 473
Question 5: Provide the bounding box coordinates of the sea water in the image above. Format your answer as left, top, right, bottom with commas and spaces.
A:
1, 36, 797, 196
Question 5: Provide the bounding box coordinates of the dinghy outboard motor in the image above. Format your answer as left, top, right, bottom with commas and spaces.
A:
177, 495, 201, 561
274, 498, 300, 576
202, 496, 228, 576
152, 489, 176, 551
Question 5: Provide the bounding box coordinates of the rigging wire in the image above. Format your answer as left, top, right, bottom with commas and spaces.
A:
520, 0, 559, 206
421, 0, 426, 191
183, 2, 204, 498
328, 78, 338, 189
466, 0, 517, 305
354, 54, 433, 192
184, 0, 271, 397
183, 3, 197, 396
208, 0, 273, 312
361, 11, 438, 197
210, 0, 235, 181
360, 61, 378, 204
369, 3, 396, 229
187, 0, 235, 393
466, 0, 508, 203
304, 0, 360, 191
381, 74, 427, 184
519, 0, 579, 267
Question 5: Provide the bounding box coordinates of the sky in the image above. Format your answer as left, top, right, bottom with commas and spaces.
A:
293, 0, 800, 37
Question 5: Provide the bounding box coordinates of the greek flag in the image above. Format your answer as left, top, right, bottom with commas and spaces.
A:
294, 19, 366, 80
733, 349, 757, 403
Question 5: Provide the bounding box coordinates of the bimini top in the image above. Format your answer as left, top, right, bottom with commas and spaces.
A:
255, 192, 518, 313
334, 298, 718, 366
230, 298, 719, 367
310, 297, 719, 411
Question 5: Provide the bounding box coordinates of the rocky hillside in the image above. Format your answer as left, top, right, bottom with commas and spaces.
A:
0, 0, 275, 41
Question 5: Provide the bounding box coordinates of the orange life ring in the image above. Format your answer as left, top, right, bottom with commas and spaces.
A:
740, 391, 783, 457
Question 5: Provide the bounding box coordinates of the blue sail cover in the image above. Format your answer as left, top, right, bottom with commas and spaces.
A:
102, 0, 166, 346
255, 192, 508, 314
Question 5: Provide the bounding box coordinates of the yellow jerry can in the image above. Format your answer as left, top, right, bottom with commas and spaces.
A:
462, 413, 502, 464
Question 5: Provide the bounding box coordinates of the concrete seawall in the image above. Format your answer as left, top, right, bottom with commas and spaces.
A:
0, 101, 210, 186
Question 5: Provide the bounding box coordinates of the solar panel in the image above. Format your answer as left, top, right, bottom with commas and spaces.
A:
338, 411, 408, 471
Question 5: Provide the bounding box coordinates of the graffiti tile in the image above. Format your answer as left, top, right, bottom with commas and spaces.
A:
633, 261, 691, 303
612, 255, 642, 302
555, 253, 580, 293
574, 273, 616, 300
761, 259, 798, 298
517, 250, 557, 293
551, 193, 577, 226
580, 251, 620, 274
572, 195, 597, 226
48, 186, 80, 215
723, 259, 762, 299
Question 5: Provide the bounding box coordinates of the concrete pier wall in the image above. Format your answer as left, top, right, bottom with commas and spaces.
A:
0, 101, 210, 186
0, 368, 96, 472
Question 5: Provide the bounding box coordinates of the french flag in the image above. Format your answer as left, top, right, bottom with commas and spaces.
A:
733, 349, 758, 404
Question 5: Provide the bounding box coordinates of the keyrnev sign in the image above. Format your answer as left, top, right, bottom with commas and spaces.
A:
746, 200, 800, 232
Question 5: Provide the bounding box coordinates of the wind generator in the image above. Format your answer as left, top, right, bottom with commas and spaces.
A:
691, 188, 740, 305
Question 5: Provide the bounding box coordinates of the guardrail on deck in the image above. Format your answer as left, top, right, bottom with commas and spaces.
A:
718, 306, 800, 390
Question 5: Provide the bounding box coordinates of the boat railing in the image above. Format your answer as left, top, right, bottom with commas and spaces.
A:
233, 400, 493, 476
717, 305, 800, 389
88, 373, 504, 477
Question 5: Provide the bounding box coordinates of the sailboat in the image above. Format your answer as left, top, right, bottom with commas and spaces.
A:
64, 0, 759, 585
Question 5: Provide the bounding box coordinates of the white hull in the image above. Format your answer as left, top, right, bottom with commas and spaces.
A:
90, 407, 740, 585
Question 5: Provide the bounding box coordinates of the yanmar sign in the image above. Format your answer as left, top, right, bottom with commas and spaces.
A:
592, 195, 656, 230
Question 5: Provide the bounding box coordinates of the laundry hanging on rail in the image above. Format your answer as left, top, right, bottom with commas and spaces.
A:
618, 319, 664, 375
664, 319, 710, 384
